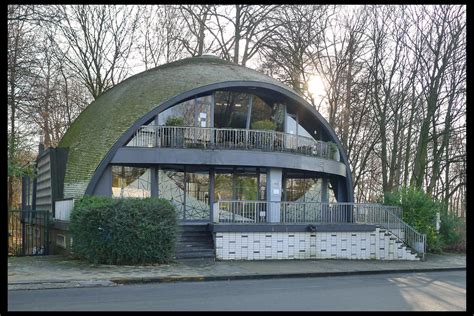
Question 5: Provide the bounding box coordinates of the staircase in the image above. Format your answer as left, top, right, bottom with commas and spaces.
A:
174, 224, 215, 260
377, 227, 421, 260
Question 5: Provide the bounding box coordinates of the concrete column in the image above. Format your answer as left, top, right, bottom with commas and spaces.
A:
210, 169, 215, 222
266, 168, 282, 223
321, 178, 329, 203
151, 166, 158, 197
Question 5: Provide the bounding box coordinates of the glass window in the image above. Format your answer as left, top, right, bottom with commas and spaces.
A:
298, 123, 314, 139
195, 95, 212, 128
185, 171, 210, 220
158, 100, 194, 126
285, 112, 315, 140
158, 166, 211, 221
284, 176, 322, 202
214, 91, 249, 129
158, 167, 185, 219
235, 173, 258, 201
214, 172, 233, 201
286, 114, 297, 136
249, 96, 273, 129
112, 166, 151, 198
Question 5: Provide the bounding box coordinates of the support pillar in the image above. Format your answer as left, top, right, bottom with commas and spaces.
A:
321, 178, 329, 203
266, 168, 282, 223
151, 166, 158, 197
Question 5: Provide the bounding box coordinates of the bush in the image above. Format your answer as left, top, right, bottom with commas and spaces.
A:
69, 196, 178, 265
383, 186, 442, 253
164, 116, 185, 126
251, 119, 276, 131
439, 212, 465, 252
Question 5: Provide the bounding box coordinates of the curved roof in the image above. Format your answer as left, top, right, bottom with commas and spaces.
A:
59, 56, 352, 200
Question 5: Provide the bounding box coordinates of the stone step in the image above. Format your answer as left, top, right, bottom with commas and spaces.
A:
176, 235, 213, 242
175, 245, 214, 253
174, 249, 215, 259
178, 224, 210, 232
178, 230, 212, 237
175, 241, 214, 249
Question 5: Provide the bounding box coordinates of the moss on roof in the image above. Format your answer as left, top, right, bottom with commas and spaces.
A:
59, 56, 294, 197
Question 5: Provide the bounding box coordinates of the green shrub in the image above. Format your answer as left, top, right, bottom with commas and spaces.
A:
251, 119, 276, 131
69, 196, 178, 265
439, 212, 464, 251
383, 186, 442, 253
164, 116, 185, 126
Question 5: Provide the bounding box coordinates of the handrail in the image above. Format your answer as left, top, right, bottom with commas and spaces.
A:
214, 200, 424, 258
126, 125, 338, 161
354, 205, 426, 260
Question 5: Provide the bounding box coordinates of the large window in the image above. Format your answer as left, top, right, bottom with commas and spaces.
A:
284, 176, 322, 203
158, 95, 212, 127
145, 90, 290, 133
158, 166, 210, 221
185, 170, 210, 220
158, 166, 185, 219
214, 167, 266, 201
112, 166, 151, 198
214, 171, 233, 201
285, 114, 315, 140
214, 91, 250, 129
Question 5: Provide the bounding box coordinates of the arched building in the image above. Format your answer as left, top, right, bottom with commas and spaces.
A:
60, 55, 352, 209
27, 56, 423, 261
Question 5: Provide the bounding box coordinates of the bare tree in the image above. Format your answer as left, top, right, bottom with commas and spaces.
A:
137, 5, 191, 69
259, 5, 331, 94
205, 5, 280, 66
407, 5, 466, 189
56, 5, 140, 99
179, 5, 214, 56
8, 5, 40, 209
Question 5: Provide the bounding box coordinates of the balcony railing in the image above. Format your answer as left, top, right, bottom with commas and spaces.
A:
214, 200, 424, 258
127, 125, 338, 161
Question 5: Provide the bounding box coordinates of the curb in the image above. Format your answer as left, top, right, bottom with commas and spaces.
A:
9, 267, 465, 291
112, 267, 466, 284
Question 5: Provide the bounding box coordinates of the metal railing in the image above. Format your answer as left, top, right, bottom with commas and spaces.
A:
353, 204, 426, 260
214, 200, 425, 258
127, 125, 338, 161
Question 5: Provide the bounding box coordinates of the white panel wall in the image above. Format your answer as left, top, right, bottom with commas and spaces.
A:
215, 228, 419, 261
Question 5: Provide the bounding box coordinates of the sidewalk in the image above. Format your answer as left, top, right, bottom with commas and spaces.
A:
8, 253, 466, 291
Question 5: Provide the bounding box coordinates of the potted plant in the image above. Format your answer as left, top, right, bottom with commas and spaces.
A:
162, 116, 185, 147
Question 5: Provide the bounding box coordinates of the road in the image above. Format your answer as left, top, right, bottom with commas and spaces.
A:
8, 270, 466, 311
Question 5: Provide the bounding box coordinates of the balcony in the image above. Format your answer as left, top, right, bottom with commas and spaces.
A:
127, 125, 339, 161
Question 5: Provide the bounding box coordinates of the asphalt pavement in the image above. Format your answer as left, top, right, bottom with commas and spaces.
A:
8, 270, 466, 311
7, 252, 466, 291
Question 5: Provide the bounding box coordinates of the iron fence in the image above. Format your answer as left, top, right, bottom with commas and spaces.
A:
8, 210, 51, 256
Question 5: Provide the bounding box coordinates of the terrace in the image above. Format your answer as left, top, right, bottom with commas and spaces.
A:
127, 125, 339, 161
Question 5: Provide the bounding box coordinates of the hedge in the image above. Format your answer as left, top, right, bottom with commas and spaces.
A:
69, 196, 178, 265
